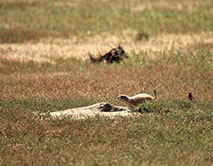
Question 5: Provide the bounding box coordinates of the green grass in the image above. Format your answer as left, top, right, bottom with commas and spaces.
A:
0, 48, 213, 165
0, 0, 213, 165
0, 0, 213, 42
0, 100, 212, 165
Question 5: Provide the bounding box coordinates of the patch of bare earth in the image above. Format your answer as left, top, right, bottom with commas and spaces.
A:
0, 30, 213, 62
50, 102, 132, 119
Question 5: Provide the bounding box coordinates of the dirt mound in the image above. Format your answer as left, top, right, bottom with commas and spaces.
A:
50, 102, 132, 119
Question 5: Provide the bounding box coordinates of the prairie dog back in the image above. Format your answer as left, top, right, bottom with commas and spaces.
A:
117, 90, 157, 108
129, 93, 154, 106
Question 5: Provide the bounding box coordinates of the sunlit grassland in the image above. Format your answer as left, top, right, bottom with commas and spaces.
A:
0, 46, 213, 165
0, 0, 213, 42
0, 0, 213, 165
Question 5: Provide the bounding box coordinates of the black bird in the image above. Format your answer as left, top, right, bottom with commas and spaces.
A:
188, 92, 194, 101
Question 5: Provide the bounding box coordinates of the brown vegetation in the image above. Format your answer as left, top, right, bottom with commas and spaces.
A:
0, 0, 213, 165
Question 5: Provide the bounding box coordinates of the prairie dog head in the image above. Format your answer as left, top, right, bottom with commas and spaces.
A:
117, 95, 129, 102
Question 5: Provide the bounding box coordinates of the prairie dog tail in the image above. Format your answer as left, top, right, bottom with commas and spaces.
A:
153, 90, 157, 100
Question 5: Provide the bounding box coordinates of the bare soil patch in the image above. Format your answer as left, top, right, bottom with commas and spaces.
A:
50, 102, 131, 119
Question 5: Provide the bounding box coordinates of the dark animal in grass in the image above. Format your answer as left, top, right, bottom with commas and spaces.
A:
188, 92, 194, 101
89, 45, 128, 64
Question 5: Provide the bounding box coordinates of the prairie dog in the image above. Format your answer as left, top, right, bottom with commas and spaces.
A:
117, 90, 157, 108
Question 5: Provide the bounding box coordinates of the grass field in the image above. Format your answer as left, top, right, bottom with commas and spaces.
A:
0, 0, 213, 165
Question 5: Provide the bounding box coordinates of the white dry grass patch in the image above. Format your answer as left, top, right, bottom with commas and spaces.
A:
54, 1, 77, 7
0, 31, 213, 62
130, 0, 210, 12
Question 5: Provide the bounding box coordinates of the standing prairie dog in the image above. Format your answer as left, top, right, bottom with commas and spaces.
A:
117, 90, 157, 108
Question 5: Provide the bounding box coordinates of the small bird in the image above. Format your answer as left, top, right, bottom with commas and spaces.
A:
188, 92, 194, 101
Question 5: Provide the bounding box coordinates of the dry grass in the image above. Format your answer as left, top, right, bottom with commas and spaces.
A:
0, 0, 213, 165
131, 0, 211, 12
1, 48, 213, 166
0, 0, 41, 9
0, 0, 212, 43
1, 59, 212, 102
0, 28, 61, 43
1, 31, 213, 62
